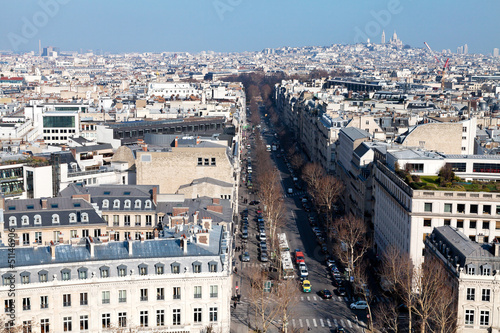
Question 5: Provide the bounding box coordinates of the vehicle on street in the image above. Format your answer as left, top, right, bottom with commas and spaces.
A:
287, 188, 293, 194
302, 280, 312, 293
242, 252, 250, 262
294, 250, 305, 264
259, 232, 267, 241
299, 264, 308, 278
281, 251, 295, 279
260, 251, 269, 262
336, 287, 347, 296
241, 229, 248, 239
350, 300, 368, 310
334, 327, 345, 333
318, 289, 333, 299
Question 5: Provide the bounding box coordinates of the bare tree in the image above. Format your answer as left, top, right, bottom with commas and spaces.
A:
314, 175, 343, 233
333, 214, 370, 282
373, 298, 400, 333
431, 274, 457, 333
302, 162, 325, 204
276, 278, 300, 333
247, 269, 282, 333
352, 262, 374, 331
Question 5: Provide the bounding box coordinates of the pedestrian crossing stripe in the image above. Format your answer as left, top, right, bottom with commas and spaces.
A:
290, 318, 355, 329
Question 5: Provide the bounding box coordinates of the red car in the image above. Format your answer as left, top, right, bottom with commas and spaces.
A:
295, 250, 305, 264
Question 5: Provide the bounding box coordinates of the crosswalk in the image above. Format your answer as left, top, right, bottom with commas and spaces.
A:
240, 294, 391, 303
241, 262, 269, 268
283, 191, 307, 198
291, 317, 358, 330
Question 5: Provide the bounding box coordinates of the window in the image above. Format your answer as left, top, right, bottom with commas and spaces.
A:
457, 220, 464, 228
113, 215, 119, 226
444, 203, 452, 213
100, 267, 109, 278
211, 158, 216, 166
80, 293, 88, 306
80, 315, 88, 331
482, 265, 491, 276
35, 231, 42, 244
470, 220, 477, 229
157, 310, 165, 326
146, 215, 152, 226
40, 296, 48, 309
61, 269, 71, 281
497, 205, 500, 215
140, 288, 148, 301
41, 319, 49, 333
444, 219, 451, 226
124, 200, 131, 208
123, 215, 131, 226
82, 229, 89, 237
118, 312, 127, 328
102, 291, 110, 304
173, 287, 181, 300
52, 214, 59, 224
21, 215, 29, 225
102, 314, 110, 329
5, 299, 14, 313
467, 264, 476, 275
118, 265, 127, 277
470, 204, 478, 214
140, 311, 148, 327
20, 272, 30, 284
78, 268, 87, 280
113, 199, 120, 209
22, 321, 31, 333
197, 157, 203, 166
135, 215, 141, 226
193, 262, 201, 273
210, 285, 218, 298
157, 288, 164, 300
483, 205, 492, 215
424, 203, 432, 212
194, 308, 202, 323
69, 213, 76, 223
124, 231, 130, 240
135, 200, 141, 209
483, 221, 490, 229
155, 264, 164, 275
34, 215, 41, 225
204, 158, 209, 166
102, 199, 109, 208
194, 286, 202, 299
119, 290, 127, 303
22, 297, 30, 311
63, 294, 71, 307
482, 289, 491, 302
173, 309, 181, 326
139, 265, 148, 276
70, 230, 77, 238
145, 200, 152, 209
172, 264, 180, 274
9, 216, 16, 227
63, 317, 72, 332
466, 288, 475, 300
209, 307, 218, 322
423, 219, 431, 227
457, 204, 465, 213
39, 271, 48, 283
480, 310, 489, 326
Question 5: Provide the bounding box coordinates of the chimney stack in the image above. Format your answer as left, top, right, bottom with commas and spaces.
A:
41, 198, 48, 209
87, 237, 95, 258
196, 136, 200, 144
181, 235, 188, 254
152, 186, 158, 205
50, 241, 56, 260
174, 136, 178, 147
126, 237, 133, 256
495, 242, 500, 257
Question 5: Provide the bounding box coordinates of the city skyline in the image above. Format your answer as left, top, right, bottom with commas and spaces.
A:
1, 0, 499, 54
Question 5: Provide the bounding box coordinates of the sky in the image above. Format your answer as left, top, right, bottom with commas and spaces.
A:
1, 0, 499, 55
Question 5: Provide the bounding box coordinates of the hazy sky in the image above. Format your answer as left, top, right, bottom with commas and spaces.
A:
1, 0, 499, 54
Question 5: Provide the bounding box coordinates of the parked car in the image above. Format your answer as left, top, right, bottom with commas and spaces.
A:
242, 252, 250, 262
294, 250, 305, 264
259, 232, 267, 241
336, 287, 347, 296
302, 280, 312, 293
350, 300, 368, 310
241, 230, 248, 239
249, 200, 260, 205
318, 289, 333, 299
260, 251, 269, 262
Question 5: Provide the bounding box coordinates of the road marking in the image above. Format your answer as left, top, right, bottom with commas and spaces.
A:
348, 320, 353, 328
301, 296, 304, 301
307, 296, 310, 301
292, 319, 296, 328
327, 319, 332, 327
313, 296, 317, 301
306, 319, 310, 328
299, 319, 303, 328
341, 319, 345, 327
312, 318, 317, 327
290, 210, 295, 219
338, 297, 343, 301
334, 318, 338, 326
320, 319, 325, 327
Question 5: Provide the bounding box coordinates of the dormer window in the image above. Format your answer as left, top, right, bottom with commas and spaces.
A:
102, 199, 109, 209
467, 264, 476, 275
100, 266, 110, 278
9, 217, 17, 227
113, 199, 120, 209
124, 200, 131, 209
145, 200, 152, 209
52, 214, 60, 224
482, 265, 492, 276
193, 262, 202, 274
21, 215, 29, 226
81, 213, 89, 222
135, 200, 141, 209
34, 215, 41, 225
69, 213, 77, 223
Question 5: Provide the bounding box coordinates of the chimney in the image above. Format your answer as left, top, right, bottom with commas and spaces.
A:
140, 232, 145, 241
0, 194, 5, 210
196, 231, 210, 246
196, 136, 200, 144
477, 235, 485, 244
495, 242, 500, 257
154, 229, 159, 239
71, 194, 91, 203
181, 235, 188, 254
174, 136, 178, 147
193, 211, 199, 225
87, 237, 95, 258
126, 237, 133, 256
152, 186, 158, 205
58, 232, 63, 244
142, 144, 148, 152
41, 198, 48, 209
201, 218, 212, 230
50, 241, 56, 260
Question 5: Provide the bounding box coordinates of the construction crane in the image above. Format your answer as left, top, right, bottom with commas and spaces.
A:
424, 42, 450, 91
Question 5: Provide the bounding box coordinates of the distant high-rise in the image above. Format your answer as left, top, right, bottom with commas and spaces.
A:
494, 48, 499, 57
381, 30, 386, 44
457, 46, 463, 54
41, 46, 59, 57
464, 44, 468, 55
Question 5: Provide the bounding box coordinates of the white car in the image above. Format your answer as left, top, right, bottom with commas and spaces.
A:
350, 300, 368, 310
299, 267, 309, 278
288, 188, 293, 194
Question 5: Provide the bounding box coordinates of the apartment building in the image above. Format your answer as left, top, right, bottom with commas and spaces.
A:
0, 223, 232, 332
425, 226, 500, 332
